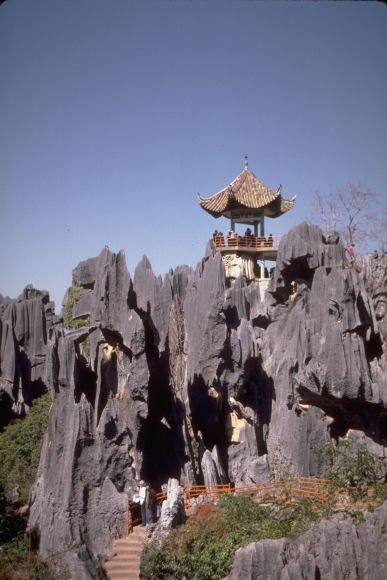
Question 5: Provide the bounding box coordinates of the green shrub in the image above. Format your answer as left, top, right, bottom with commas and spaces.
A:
0, 485, 26, 544
140, 495, 329, 580
0, 536, 54, 580
81, 335, 90, 359
375, 483, 387, 502
0, 392, 52, 580
314, 437, 386, 491
0, 393, 51, 505
63, 286, 90, 329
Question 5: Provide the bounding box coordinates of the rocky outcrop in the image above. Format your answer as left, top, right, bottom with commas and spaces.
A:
0, 284, 55, 424
25, 223, 386, 578
146, 478, 186, 549
28, 248, 194, 578
223, 501, 387, 580
263, 224, 386, 469
361, 251, 387, 342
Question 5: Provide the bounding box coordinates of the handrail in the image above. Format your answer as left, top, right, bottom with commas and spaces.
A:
183, 483, 232, 510
156, 491, 167, 502
214, 234, 281, 250
126, 477, 376, 534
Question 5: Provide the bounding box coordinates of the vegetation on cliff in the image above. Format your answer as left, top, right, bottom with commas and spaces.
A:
0, 393, 53, 578
315, 438, 386, 491
0, 536, 54, 580
141, 440, 386, 580
141, 488, 387, 580
140, 495, 333, 580
0, 392, 51, 506
63, 285, 90, 329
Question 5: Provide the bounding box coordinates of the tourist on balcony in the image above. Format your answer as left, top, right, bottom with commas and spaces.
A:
244, 228, 253, 247
227, 229, 236, 247
217, 231, 225, 246
348, 245, 355, 266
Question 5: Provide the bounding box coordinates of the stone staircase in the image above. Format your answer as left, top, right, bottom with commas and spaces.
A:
104, 526, 146, 580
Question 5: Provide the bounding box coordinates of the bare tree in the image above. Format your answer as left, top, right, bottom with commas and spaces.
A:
311, 183, 386, 254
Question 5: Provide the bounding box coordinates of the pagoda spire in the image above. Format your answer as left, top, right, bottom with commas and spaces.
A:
244, 153, 248, 170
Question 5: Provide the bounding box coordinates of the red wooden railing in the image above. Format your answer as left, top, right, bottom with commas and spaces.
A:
126, 477, 376, 535
183, 483, 232, 509
214, 234, 281, 250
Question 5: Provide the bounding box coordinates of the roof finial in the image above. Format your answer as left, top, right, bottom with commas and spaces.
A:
244, 154, 248, 170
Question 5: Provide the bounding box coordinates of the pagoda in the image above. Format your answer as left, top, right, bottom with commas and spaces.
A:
198, 155, 296, 283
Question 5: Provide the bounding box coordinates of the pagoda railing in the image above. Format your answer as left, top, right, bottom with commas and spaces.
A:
214, 233, 281, 250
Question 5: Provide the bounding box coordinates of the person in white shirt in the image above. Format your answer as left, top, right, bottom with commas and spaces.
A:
133, 480, 147, 526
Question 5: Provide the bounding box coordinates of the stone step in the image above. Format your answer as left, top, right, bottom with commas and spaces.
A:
110, 550, 143, 560
108, 558, 142, 566
105, 562, 139, 576
105, 528, 146, 580
115, 537, 145, 544
108, 551, 143, 561
105, 568, 140, 579
112, 548, 143, 556
106, 560, 140, 568
109, 551, 142, 559
105, 569, 141, 578
115, 534, 145, 543
112, 547, 143, 555
131, 526, 146, 533
129, 525, 146, 532
130, 530, 146, 538
109, 551, 142, 558
105, 573, 140, 580
106, 567, 139, 575
114, 541, 144, 550
106, 564, 140, 573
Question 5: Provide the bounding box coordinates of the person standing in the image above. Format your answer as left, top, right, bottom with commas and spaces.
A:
348, 244, 355, 266
145, 484, 157, 524
133, 480, 147, 526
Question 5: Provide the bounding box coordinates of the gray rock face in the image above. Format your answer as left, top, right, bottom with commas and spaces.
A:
223, 501, 387, 580
25, 224, 386, 578
0, 284, 55, 423
201, 446, 228, 486
361, 252, 387, 342
145, 478, 186, 549
159, 478, 186, 531
262, 223, 386, 469
28, 248, 195, 577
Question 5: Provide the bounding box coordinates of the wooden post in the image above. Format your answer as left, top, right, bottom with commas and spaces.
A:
126, 502, 129, 537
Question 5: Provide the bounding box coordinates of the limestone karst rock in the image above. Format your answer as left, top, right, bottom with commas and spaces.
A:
262, 223, 386, 471
223, 501, 387, 580
0, 284, 55, 424
21, 223, 386, 578
361, 251, 387, 342
143, 478, 186, 550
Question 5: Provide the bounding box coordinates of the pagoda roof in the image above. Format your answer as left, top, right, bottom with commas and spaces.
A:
198, 167, 296, 219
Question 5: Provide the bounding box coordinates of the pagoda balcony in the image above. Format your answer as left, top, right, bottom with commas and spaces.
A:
214, 233, 281, 261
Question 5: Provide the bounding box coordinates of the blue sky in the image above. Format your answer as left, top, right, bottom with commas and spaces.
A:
1, 0, 386, 311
